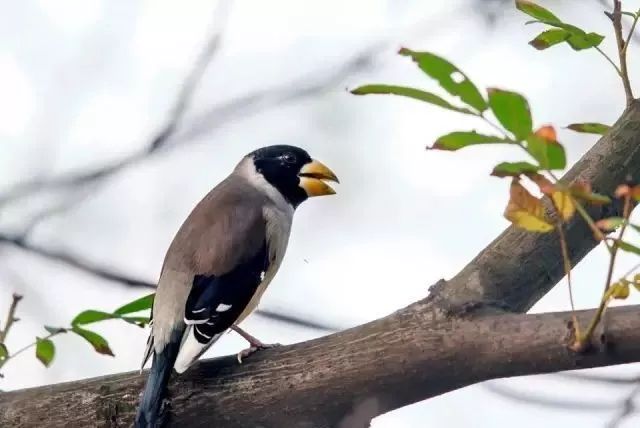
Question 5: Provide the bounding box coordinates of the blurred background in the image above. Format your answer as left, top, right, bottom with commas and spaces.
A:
2, 0, 640, 426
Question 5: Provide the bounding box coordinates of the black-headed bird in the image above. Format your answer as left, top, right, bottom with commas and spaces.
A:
135, 145, 338, 427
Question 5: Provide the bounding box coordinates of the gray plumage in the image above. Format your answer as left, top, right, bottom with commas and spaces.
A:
135, 145, 337, 427
144, 156, 293, 373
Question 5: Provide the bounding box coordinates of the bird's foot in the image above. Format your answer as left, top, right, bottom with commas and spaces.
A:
236, 342, 281, 364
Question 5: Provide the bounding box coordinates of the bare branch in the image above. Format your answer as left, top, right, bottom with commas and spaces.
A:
607, 382, 640, 428
0, 293, 22, 345
0, 233, 339, 332
0, 0, 231, 211
0, 234, 154, 289
611, 0, 635, 105
484, 382, 618, 411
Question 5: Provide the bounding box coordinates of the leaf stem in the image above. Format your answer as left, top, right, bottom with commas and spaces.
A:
0, 331, 61, 371
556, 221, 579, 335
573, 199, 613, 252
479, 113, 511, 139
595, 46, 623, 76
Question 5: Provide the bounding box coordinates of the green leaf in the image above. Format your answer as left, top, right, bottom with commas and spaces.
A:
517, 1, 604, 51
71, 326, 114, 356
71, 310, 116, 326
526, 135, 566, 169
529, 28, 603, 51
516, 0, 561, 23
121, 316, 151, 327
35, 337, 55, 367
487, 88, 532, 140
429, 131, 512, 151
44, 326, 67, 335
114, 293, 154, 315
398, 48, 487, 112
350, 84, 475, 115
565, 32, 605, 50
529, 29, 570, 50
0, 343, 7, 360
491, 161, 540, 177
566, 122, 610, 135
617, 240, 640, 256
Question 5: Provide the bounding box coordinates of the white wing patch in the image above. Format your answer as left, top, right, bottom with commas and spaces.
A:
216, 303, 232, 312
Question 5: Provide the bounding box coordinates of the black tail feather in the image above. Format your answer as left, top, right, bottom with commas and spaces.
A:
135, 333, 181, 428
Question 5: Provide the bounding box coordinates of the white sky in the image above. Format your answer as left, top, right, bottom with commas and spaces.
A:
1, 0, 640, 426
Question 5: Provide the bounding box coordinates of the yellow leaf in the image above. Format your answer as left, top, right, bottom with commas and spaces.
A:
608, 282, 630, 300
504, 179, 554, 232
551, 191, 575, 221
526, 173, 554, 194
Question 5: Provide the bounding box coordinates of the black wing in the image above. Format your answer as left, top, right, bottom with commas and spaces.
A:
185, 240, 269, 344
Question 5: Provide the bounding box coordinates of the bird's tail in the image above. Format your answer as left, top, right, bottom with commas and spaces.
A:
135, 338, 181, 428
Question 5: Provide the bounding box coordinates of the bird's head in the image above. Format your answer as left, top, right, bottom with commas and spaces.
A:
247, 145, 339, 208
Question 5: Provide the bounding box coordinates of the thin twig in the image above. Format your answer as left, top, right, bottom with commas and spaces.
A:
600, 193, 633, 332
622, 11, 640, 55
607, 381, 640, 428
0, 234, 340, 332
0, 294, 22, 344
0, 234, 155, 289
572, 195, 631, 349
484, 382, 617, 411
612, 0, 635, 105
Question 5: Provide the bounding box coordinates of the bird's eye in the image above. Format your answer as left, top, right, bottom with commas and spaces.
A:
282, 152, 297, 164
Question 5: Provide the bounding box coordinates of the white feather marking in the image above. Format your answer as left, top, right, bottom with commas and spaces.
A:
216, 303, 232, 312
191, 307, 206, 313
195, 327, 212, 339
174, 327, 222, 373
184, 317, 209, 325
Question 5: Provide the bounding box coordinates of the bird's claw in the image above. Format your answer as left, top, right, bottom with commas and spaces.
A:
236, 343, 281, 364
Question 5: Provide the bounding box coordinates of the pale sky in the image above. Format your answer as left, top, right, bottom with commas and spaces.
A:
1, 0, 640, 426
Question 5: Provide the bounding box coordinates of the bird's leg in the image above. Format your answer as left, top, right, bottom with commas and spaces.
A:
230, 325, 266, 347
231, 325, 280, 363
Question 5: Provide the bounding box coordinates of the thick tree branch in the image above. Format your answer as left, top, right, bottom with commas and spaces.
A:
2, 305, 640, 427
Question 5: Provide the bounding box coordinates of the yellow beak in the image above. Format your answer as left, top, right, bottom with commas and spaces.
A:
298, 159, 339, 197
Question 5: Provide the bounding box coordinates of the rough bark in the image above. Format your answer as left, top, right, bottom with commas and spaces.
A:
2, 305, 640, 428
2, 100, 640, 427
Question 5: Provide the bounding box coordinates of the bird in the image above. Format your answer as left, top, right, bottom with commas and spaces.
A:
135, 144, 338, 427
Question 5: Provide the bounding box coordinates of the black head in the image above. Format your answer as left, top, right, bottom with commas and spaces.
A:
249, 145, 338, 207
